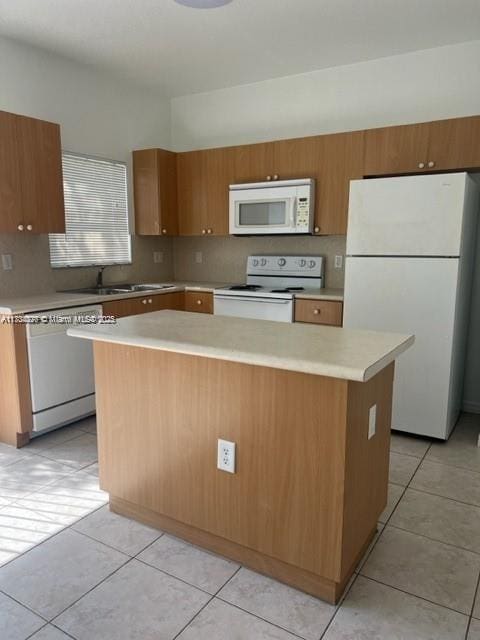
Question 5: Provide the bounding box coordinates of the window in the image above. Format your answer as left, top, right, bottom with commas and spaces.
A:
49, 152, 131, 268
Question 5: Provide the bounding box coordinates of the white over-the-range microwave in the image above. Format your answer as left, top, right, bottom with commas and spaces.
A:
229, 178, 315, 235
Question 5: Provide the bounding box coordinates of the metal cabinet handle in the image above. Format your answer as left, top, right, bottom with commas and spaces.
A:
162, 228, 167, 234
202, 228, 206, 234
148, 299, 153, 304
17, 224, 24, 231
313, 309, 321, 315
207, 228, 212, 234
314, 226, 320, 233
26, 224, 33, 231
142, 299, 147, 305
196, 299, 202, 305
266, 175, 272, 181
418, 162, 425, 169
273, 174, 279, 180
428, 161, 435, 168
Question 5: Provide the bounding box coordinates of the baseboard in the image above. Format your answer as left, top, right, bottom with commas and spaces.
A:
462, 401, 480, 414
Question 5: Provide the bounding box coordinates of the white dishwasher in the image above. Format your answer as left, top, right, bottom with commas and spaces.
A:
25, 305, 102, 435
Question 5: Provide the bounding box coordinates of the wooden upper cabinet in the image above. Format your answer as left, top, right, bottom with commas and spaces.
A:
313, 131, 364, 235
272, 132, 364, 235
133, 148, 178, 236
233, 142, 275, 183
16, 115, 65, 234
177, 150, 206, 236
364, 116, 480, 176
0, 112, 22, 232
364, 123, 430, 176
0, 110, 64, 234
177, 147, 234, 236
427, 116, 480, 171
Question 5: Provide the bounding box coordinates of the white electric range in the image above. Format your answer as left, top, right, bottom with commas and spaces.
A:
214, 255, 324, 322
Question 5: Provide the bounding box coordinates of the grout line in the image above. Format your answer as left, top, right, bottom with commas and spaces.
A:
133, 555, 216, 597
405, 484, 480, 510
169, 567, 245, 640
0, 588, 50, 624
374, 521, 480, 558
70, 525, 162, 559
465, 570, 480, 640
49, 555, 133, 625
358, 574, 471, 618
211, 595, 309, 640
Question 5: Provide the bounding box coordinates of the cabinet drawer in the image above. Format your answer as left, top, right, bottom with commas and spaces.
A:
184, 291, 213, 314
103, 291, 185, 319
294, 299, 343, 326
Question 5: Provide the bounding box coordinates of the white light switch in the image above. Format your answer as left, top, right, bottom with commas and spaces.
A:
195, 251, 203, 264
368, 404, 377, 440
334, 255, 343, 269
153, 251, 163, 264
1, 254, 13, 271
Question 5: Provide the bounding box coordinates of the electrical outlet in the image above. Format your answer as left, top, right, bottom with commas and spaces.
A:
1, 254, 13, 271
368, 404, 377, 440
153, 251, 163, 264
217, 438, 236, 473
334, 255, 343, 269
195, 251, 203, 264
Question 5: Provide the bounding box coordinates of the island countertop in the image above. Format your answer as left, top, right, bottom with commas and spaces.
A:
68, 310, 413, 382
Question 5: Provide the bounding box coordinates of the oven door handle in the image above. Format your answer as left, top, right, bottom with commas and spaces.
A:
214, 295, 291, 304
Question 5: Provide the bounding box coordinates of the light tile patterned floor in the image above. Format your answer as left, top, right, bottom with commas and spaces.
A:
0, 413, 479, 639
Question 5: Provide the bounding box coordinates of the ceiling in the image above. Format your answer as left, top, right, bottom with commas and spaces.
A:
0, 0, 479, 97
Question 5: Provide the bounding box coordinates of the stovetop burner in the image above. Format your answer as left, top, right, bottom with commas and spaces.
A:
229, 285, 262, 291
270, 287, 305, 293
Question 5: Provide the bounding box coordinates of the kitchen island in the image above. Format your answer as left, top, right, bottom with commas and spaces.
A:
69, 310, 413, 603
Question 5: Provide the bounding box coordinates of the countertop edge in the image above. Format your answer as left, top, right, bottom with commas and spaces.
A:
67, 325, 413, 383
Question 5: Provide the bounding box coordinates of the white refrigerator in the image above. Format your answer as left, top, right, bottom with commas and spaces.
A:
343, 172, 479, 440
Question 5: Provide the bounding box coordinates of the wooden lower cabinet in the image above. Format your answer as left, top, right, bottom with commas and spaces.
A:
0, 320, 32, 447
184, 291, 213, 314
102, 291, 185, 319
294, 299, 343, 326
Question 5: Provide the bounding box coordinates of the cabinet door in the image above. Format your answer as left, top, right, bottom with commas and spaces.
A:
177, 151, 206, 235
102, 297, 149, 319
16, 115, 65, 233
0, 111, 23, 232
150, 291, 185, 311
273, 132, 364, 235
203, 147, 235, 236
315, 131, 364, 235
233, 142, 275, 183
133, 149, 178, 236
184, 291, 213, 314
427, 116, 480, 171
364, 123, 430, 176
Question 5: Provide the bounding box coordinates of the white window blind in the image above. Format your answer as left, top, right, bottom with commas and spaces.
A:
49, 152, 131, 268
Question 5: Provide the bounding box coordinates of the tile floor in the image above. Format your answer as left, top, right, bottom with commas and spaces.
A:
0, 413, 479, 639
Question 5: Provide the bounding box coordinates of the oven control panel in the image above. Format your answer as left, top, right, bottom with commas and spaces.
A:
247, 255, 324, 277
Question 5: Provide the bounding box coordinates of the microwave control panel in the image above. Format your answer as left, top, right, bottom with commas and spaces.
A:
296, 196, 311, 230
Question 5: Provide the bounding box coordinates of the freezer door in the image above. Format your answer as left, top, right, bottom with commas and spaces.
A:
343, 257, 459, 439
347, 173, 468, 257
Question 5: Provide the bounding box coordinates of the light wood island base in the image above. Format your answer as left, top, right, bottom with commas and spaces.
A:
94, 341, 394, 604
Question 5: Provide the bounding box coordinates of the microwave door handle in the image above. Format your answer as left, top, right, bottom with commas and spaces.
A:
289, 197, 296, 226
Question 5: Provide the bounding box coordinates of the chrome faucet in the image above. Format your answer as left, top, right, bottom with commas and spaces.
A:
96, 266, 106, 288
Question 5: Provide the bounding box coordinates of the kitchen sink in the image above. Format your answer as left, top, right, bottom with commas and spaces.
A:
61, 284, 177, 296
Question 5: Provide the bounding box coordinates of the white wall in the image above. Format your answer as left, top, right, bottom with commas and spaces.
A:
172, 40, 480, 150
172, 40, 480, 413
0, 36, 174, 296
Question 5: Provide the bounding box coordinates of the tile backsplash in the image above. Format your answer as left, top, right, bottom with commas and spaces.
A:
173, 235, 346, 288
0, 235, 174, 297
0, 233, 345, 298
